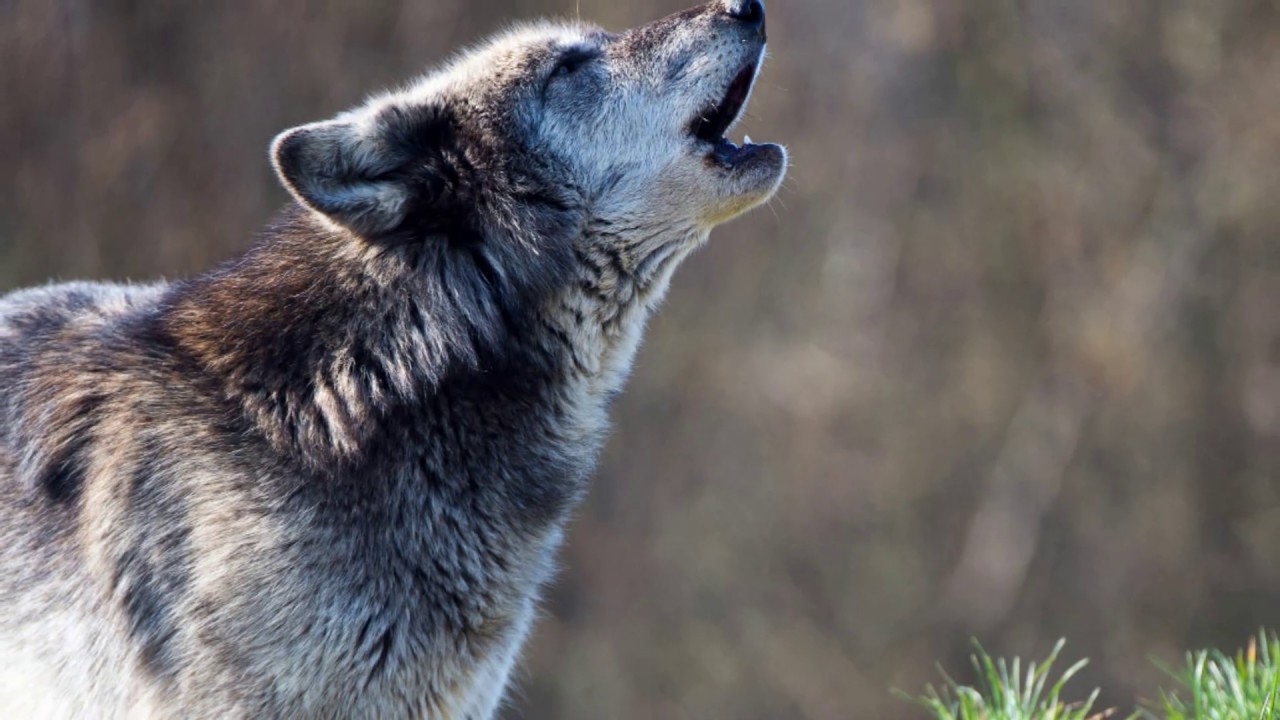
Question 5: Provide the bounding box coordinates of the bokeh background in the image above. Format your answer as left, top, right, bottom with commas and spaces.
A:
3, 0, 1279, 717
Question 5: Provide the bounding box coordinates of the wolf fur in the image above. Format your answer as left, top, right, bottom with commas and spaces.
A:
0, 1, 784, 717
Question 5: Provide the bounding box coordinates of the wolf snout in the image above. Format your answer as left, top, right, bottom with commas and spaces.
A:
721, 0, 766, 39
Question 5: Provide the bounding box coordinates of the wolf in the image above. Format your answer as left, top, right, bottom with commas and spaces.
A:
0, 1, 784, 717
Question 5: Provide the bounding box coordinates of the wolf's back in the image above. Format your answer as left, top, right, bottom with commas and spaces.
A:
0, 280, 173, 717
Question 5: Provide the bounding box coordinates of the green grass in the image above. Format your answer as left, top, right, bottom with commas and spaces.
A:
901, 632, 1280, 720
1146, 632, 1280, 720
898, 638, 1120, 720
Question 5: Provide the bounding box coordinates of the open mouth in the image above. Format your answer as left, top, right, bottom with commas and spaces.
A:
689, 61, 765, 167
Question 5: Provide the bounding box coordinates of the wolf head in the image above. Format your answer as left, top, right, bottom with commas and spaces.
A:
270, 0, 784, 287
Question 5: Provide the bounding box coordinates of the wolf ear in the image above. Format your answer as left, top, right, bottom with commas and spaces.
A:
270, 106, 470, 237
271, 119, 409, 236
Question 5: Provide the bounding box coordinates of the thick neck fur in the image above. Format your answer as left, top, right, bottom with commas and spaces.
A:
159, 206, 698, 481
551, 214, 705, 397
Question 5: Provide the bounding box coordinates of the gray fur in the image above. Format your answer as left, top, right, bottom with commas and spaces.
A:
0, 2, 784, 717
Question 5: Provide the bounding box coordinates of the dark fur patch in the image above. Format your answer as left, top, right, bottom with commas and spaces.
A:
113, 547, 182, 678
115, 451, 193, 680
39, 437, 89, 505
8, 304, 72, 337
377, 104, 485, 247
369, 626, 396, 680
36, 392, 104, 506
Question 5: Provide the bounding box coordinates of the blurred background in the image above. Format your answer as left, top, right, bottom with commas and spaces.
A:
3, 0, 1279, 717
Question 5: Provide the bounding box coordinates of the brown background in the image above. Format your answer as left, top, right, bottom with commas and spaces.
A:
3, 1, 1279, 717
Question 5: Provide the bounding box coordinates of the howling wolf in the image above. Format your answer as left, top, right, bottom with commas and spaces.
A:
0, 1, 784, 717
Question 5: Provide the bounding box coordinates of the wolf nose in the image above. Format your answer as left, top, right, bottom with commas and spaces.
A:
722, 0, 766, 38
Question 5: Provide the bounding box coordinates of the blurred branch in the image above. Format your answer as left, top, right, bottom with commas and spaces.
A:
939, 183, 1212, 630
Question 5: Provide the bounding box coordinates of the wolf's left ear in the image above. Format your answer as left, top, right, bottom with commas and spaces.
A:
271, 119, 409, 236
270, 106, 468, 237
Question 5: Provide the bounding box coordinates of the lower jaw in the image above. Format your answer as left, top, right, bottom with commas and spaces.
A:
704, 138, 770, 169
698, 144, 788, 225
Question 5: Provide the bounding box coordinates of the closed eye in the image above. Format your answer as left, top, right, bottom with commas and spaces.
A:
544, 47, 600, 91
